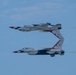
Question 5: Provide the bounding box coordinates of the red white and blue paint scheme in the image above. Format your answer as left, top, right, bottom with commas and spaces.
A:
10, 22, 64, 57
9, 23, 61, 32
13, 27, 64, 57
13, 39, 64, 57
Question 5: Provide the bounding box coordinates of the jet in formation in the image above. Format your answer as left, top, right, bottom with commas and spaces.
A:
10, 22, 64, 57
13, 40, 64, 57
9, 23, 61, 32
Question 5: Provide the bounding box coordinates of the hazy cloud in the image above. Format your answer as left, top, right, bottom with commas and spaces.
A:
0, 1, 76, 22
0, 0, 10, 7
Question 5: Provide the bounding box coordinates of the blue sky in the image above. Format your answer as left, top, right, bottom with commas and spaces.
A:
0, 0, 76, 75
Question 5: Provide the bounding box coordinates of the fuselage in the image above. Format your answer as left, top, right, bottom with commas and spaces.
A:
27, 49, 65, 56
16, 24, 61, 32
13, 48, 65, 57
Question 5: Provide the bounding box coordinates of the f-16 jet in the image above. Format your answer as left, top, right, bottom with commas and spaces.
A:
13, 39, 64, 57
9, 23, 61, 32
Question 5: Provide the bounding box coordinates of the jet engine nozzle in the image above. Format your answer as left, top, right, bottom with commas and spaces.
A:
60, 50, 65, 55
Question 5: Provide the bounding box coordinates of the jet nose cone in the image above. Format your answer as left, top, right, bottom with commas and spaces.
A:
13, 51, 18, 53
9, 26, 15, 28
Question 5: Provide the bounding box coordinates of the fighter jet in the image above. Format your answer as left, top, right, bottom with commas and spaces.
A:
9, 23, 61, 32
12, 26, 64, 57
13, 39, 64, 57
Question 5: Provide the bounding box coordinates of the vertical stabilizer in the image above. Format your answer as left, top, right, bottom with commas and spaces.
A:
52, 40, 64, 49
51, 30, 64, 40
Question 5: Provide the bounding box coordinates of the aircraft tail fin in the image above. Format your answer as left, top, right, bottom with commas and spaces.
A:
51, 30, 64, 40
52, 39, 64, 49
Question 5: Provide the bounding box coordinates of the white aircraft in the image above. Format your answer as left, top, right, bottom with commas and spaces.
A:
12, 26, 64, 57
9, 23, 61, 32
13, 40, 64, 57
11, 22, 64, 57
